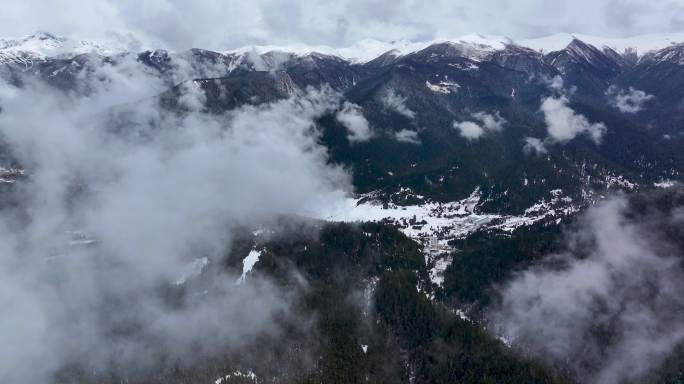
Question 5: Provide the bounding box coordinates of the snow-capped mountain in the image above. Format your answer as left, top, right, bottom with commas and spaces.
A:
224, 32, 684, 63
0, 32, 132, 66
224, 34, 512, 64
518, 32, 684, 55
4, 31, 684, 67
2, 30, 683, 245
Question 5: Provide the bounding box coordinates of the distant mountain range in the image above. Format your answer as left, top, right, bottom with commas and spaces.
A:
1, 31, 683, 244
4, 31, 684, 63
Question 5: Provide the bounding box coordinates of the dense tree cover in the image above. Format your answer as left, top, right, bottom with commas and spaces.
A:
52, 188, 684, 384
308, 46, 683, 215
375, 269, 563, 384
263, 221, 564, 384
442, 188, 684, 383
441, 221, 563, 307
55, 220, 564, 383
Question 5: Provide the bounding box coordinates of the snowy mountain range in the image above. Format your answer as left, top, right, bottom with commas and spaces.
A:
0, 32, 137, 66
1, 30, 683, 250
226, 32, 684, 63
3, 31, 684, 65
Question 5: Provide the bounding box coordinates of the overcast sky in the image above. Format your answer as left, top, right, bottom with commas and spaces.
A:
1, 0, 684, 50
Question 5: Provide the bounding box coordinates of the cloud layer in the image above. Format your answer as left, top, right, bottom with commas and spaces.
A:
0, 60, 350, 382
2, 0, 684, 50
490, 196, 684, 384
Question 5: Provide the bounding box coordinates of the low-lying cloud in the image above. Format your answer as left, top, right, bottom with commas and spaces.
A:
453, 111, 506, 140
543, 74, 565, 92
0, 60, 350, 382
540, 95, 607, 144
607, 86, 654, 113
3, 0, 683, 51
381, 88, 415, 119
394, 128, 421, 144
490, 196, 684, 384
522, 136, 548, 155
336, 101, 373, 142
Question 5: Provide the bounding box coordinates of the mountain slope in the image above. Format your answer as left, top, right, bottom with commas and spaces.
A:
1, 31, 683, 243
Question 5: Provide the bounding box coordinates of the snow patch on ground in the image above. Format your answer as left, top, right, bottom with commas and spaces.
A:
603, 174, 637, 190
320, 188, 579, 273
236, 250, 262, 284
654, 179, 677, 188
455, 309, 471, 322
425, 80, 460, 94
429, 254, 452, 287
215, 370, 258, 384
0, 167, 24, 183
321, 188, 496, 243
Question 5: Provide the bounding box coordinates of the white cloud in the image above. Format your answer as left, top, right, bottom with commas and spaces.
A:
472, 111, 505, 131
394, 129, 421, 144
540, 95, 607, 144
0, 63, 350, 382
607, 86, 654, 113
490, 197, 684, 384
453, 111, 506, 140
381, 88, 415, 119
543, 75, 565, 92
522, 137, 548, 155
1, 0, 682, 50
336, 101, 372, 142
454, 121, 485, 139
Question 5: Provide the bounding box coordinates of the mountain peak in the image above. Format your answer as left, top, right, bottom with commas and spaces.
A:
454, 33, 513, 50
26, 31, 63, 41
566, 37, 603, 56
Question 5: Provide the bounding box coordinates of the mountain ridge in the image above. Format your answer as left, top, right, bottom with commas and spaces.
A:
2, 29, 683, 248
3, 31, 684, 66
